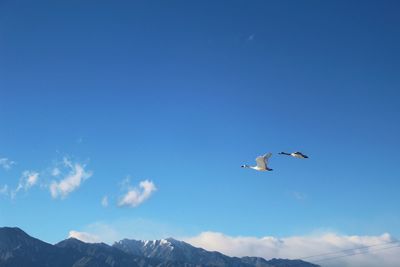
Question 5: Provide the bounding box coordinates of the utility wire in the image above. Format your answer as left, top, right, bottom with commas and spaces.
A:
312, 243, 400, 263
300, 240, 399, 260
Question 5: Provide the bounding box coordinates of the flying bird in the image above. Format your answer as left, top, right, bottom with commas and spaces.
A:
278, 151, 309, 159
241, 153, 273, 171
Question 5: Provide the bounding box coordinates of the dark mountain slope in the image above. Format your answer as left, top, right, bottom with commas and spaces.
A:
0, 227, 78, 267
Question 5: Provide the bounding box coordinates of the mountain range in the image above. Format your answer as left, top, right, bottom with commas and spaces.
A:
0, 227, 319, 267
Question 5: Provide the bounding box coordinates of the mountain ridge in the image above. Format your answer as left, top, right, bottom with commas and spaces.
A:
0, 227, 319, 267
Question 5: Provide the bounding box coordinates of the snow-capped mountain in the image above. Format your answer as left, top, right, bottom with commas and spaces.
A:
0, 227, 319, 267
113, 237, 318, 267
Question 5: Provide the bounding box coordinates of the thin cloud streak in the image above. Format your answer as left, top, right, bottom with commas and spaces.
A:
101, 196, 109, 207
0, 157, 15, 170
0, 185, 9, 196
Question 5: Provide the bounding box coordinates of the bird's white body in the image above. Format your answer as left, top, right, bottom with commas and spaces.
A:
242, 153, 273, 171
291, 153, 304, 158
250, 166, 268, 171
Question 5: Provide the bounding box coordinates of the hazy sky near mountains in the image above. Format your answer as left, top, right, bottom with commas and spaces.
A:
1, 1, 400, 266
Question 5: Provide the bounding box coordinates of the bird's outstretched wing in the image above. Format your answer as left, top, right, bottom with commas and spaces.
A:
294, 152, 308, 158
255, 153, 272, 169
263, 153, 272, 160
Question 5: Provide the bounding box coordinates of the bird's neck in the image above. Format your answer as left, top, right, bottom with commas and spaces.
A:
281, 152, 291, 155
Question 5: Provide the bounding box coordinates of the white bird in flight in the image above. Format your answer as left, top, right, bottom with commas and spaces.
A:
278, 151, 309, 159
241, 153, 273, 171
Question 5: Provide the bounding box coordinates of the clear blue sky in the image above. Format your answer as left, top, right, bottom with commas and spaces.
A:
1, 0, 400, 244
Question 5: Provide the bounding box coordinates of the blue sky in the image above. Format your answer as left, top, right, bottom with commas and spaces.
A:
1, 0, 400, 256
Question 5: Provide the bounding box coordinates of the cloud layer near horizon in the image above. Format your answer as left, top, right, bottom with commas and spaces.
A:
66, 220, 400, 267
184, 231, 400, 267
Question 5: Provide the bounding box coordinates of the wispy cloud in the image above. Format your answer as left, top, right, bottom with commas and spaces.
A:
0, 185, 9, 196
291, 191, 307, 201
51, 167, 61, 177
0, 157, 15, 170
12, 171, 40, 198
69, 230, 101, 243
18, 171, 39, 190
184, 231, 400, 267
118, 179, 156, 208
101, 196, 109, 207
247, 34, 255, 41
49, 158, 92, 199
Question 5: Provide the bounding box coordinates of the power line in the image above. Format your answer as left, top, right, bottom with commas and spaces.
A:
300, 240, 399, 260
312, 243, 400, 263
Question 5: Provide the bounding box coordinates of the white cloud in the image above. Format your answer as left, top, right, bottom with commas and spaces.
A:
184, 231, 400, 267
118, 179, 156, 208
0, 157, 15, 170
101, 196, 109, 207
69, 230, 101, 243
50, 158, 92, 199
26, 171, 39, 187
